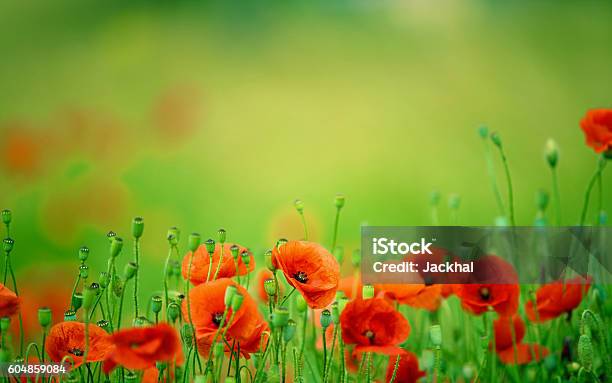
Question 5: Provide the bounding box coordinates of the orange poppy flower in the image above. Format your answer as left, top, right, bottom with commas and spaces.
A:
580, 108, 612, 154
182, 243, 254, 285
183, 278, 266, 356
375, 284, 442, 311
256, 270, 283, 302
272, 241, 340, 309
45, 322, 113, 367
103, 323, 182, 372
0, 283, 20, 317
455, 284, 519, 316
340, 298, 410, 355
385, 350, 425, 383
338, 275, 362, 300
525, 276, 591, 323
493, 314, 549, 365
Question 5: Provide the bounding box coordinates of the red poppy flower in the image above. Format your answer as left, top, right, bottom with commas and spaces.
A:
0, 283, 20, 317
183, 278, 267, 357
375, 284, 442, 311
493, 314, 549, 365
580, 108, 612, 154
103, 323, 182, 372
338, 275, 362, 300
340, 298, 410, 355
45, 321, 113, 367
182, 243, 254, 285
455, 284, 519, 316
385, 350, 425, 383
272, 241, 340, 309
525, 276, 591, 322
256, 270, 283, 303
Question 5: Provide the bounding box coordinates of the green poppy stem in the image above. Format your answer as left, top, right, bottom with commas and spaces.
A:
133, 237, 140, 319
580, 157, 607, 226
551, 167, 562, 225
388, 354, 401, 383
495, 144, 516, 226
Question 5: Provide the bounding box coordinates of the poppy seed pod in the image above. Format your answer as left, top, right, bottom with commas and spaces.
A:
99, 272, 109, 288
79, 264, 89, 279
320, 309, 332, 329
112, 276, 124, 297
265, 250, 275, 271
545, 139, 559, 168
478, 125, 489, 139
106, 230, 117, 242
224, 285, 238, 307
351, 249, 361, 268
362, 285, 375, 300
536, 189, 549, 211
331, 302, 340, 325
123, 262, 138, 281
181, 323, 194, 344
294, 199, 304, 214
264, 279, 277, 297
89, 282, 100, 294
171, 260, 182, 278
241, 250, 251, 265
131, 217, 144, 239
38, 307, 52, 328
125, 372, 138, 383
295, 294, 307, 313
448, 194, 461, 210
283, 319, 297, 342
430, 324, 442, 346
97, 319, 110, 332
185, 232, 201, 253
276, 238, 288, 249
230, 245, 239, 260
110, 237, 123, 258
231, 293, 244, 311
133, 316, 151, 327
78, 246, 90, 262
64, 309, 77, 321
218, 228, 226, 244
430, 190, 441, 206
151, 295, 162, 314
205, 239, 216, 255
71, 292, 83, 311
337, 296, 349, 314
167, 227, 180, 245
3, 238, 14, 253
334, 194, 345, 209
82, 286, 97, 311
578, 334, 593, 371
167, 302, 180, 322
490, 132, 502, 148
272, 307, 290, 328
1, 209, 11, 225
0, 317, 10, 331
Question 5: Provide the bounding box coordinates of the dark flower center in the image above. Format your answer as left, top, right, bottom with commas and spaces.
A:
69, 347, 84, 356
479, 287, 491, 301
363, 330, 375, 345
212, 312, 224, 327
293, 271, 308, 283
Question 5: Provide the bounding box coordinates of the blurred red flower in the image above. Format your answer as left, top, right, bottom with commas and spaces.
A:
0, 283, 20, 317
338, 275, 362, 300
385, 350, 425, 383
272, 241, 339, 309
182, 243, 254, 285
103, 323, 182, 372
340, 298, 410, 355
45, 322, 112, 367
493, 314, 548, 365
455, 284, 519, 316
375, 284, 442, 311
580, 108, 612, 154
525, 276, 591, 323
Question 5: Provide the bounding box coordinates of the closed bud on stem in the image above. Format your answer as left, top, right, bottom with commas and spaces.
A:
79, 264, 89, 279
265, 250, 275, 271
38, 307, 52, 328
97, 320, 111, 333
3, 238, 14, 253
331, 302, 340, 325
536, 189, 549, 211
224, 285, 238, 307
264, 279, 276, 297
123, 262, 138, 281
294, 199, 304, 214
1, 209, 11, 225
333, 246, 344, 264
188, 233, 201, 253
0, 317, 10, 331
132, 217, 144, 239
276, 239, 288, 250
448, 194, 461, 210
337, 296, 349, 313
544, 139, 559, 168
334, 194, 345, 209
230, 245, 239, 260
478, 125, 489, 139
167, 227, 180, 245
217, 229, 226, 244
430, 191, 441, 206
110, 237, 123, 258
106, 231, 117, 243
167, 302, 180, 323
490, 132, 502, 148
272, 307, 290, 328
89, 283, 100, 294
181, 323, 194, 344
205, 239, 216, 255
241, 250, 250, 266
213, 342, 224, 357
151, 296, 162, 314
133, 316, 151, 327
112, 276, 124, 297
72, 292, 83, 311
320, 309, 332, 329
283, 319, 297, 343
82, 286, 97, 311
231, 293, 244, 311
430, 324, 442, 346
351, 249, 361, 268
578, 334, 593, 371
64, 310, 77, 321
78, 246, 89, 262
99, 272, 109, 288
295, 294, 307, 313
362, 285, 374, 300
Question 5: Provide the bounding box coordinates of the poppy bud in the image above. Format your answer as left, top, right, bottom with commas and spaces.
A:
167, 302, 180, 322
272, 307, 290, 328
38, 307, 52, 328
64, 310, 77, 321
362, 285, 374, 300
294, 199, 304, 214
265, 250, 275, 271
429, 324, 442, 346
0, 317, 10, 331
129, 216, 144, 239
79, 264, 89, 279
99, 272, 109, 288
536, 189, 549, 211
544, 139, 559, 168
123, 262, 138, 281
151, 295, 162, 314
224, 285, 238, 307
82, 286, 97, 311
133, 316, 151, 327
331, 302, 340, 325
1, 209, 11, 225
490, 132, 502, 148
97, 319, 111, 333
181, 323, 194, 344
264, 279, 276, 297
230, 245, 239, 260
205, 239, 216, 255
333, 246, 344, 264
320, 309, 332, 329
283, 319, 297, 343
478, 125, 489, 139
110, 237, 123, 258
218, 229, 226, 244
334, 194, 345, 209
351, 249, 361, 268
295, 294, 307, 313
276, 238, 288, 249
72, 292, 83, 311
78, 246, 90, 262
231, 293, 244, 311
167, 227, 180, 245
2, 238, 14, 253
448, 194, 461, 210
186, 232, 201, 253
578, 334, 593, 371
107, 231, 117, 242
241, 250, 251, 266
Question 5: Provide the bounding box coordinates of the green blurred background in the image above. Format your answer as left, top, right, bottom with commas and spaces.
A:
1, 1, 611, 299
